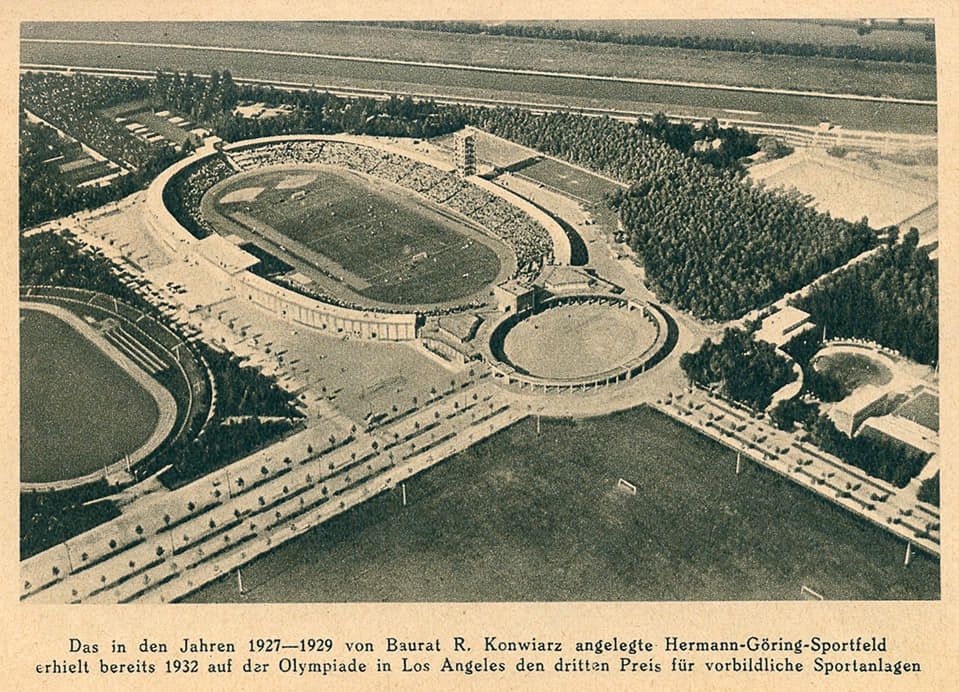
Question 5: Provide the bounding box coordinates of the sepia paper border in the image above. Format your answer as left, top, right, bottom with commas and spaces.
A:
2, 2, 955, 689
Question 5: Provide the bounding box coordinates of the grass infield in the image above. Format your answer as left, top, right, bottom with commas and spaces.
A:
20, 308, 160, 483
186, 406, 938, 602
519, 158, 620, 205
211, 167, 504, 306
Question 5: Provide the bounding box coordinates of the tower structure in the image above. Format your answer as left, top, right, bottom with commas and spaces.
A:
454, 130, 476, 177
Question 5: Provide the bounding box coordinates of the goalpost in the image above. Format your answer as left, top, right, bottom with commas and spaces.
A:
800, 584, 824, 601
617, 478, 637, 495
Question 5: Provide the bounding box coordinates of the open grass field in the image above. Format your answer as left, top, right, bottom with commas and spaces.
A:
750, 152, 936, 228
185, 406, 938, 602
895, 392, 939, 432
209, 167, 505, 305
514, 19, 934, 49
518, 158, 621, 205
20, 308, 160, 483
22, 21, 936, 101
20, 41, 937, 134
502, 302, 656, 380
813, 351, 893, 396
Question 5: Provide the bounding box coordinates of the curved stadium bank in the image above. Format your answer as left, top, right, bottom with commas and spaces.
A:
145, 134, 670, 392
145, 134, 573, 341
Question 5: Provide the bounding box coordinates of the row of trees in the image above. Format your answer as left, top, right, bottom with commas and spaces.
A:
679, 328, 795, 410
804, 414, 930, 489
197, 78, 467, 142
167, 72, 754, 172
363, 20, 935, 65
795, 229, 938, 366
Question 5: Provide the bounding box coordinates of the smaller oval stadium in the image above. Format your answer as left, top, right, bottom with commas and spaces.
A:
488, 295, 673, 391
19, 286, 210, 490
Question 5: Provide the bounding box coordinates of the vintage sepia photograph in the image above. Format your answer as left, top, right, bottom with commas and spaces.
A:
18, 17, 939, 605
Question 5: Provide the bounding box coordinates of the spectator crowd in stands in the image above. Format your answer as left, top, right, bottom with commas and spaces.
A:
225, 139, 554, 276
162, 139, 556, 315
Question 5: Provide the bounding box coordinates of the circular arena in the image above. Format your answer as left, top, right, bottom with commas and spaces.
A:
487, 295, 673, 392
20, 286, 211, 491
148, 134, 570, 340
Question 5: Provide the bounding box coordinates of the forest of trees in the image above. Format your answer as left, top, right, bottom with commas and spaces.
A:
21, 231, 148, 306
795, 229, 938, 365
458, 107, 755, 175
679, 328, 795, 410
614, 158, 876, 321
19, 114, 180, 229
21, 481, 121, 561
201, 345, 302, 420
150, 69, 240, 124
21, 73, 175, 169
918, 471, 939, 507
362, 20, 936, 64
215, 84, 466, 142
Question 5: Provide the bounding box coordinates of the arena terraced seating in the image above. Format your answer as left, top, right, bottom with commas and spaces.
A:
222, 139, 554, 274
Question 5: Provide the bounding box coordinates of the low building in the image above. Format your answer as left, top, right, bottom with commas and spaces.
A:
538, 265, 595, 294
828, 384, 894, 437
493, 280, 536, 314
754, 306, 816, 348
196, 235, 259, 276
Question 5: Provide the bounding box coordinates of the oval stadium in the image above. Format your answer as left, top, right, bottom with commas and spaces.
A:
153, 135, 570, 329
19, 286, 210, 490
487, 295, 672, 392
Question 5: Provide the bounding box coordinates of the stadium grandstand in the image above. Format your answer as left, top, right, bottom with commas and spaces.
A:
170, 139, 555, 278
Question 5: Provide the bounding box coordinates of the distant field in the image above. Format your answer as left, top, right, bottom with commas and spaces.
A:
20, 41, 937, 134
21, 21, 937, 102
210, 167, 505, 305
750, 152, 936, 228
518, 158, 620, 204
511, 19, 934, 49
186, 407, 938, 602
20, 308, 159, 483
